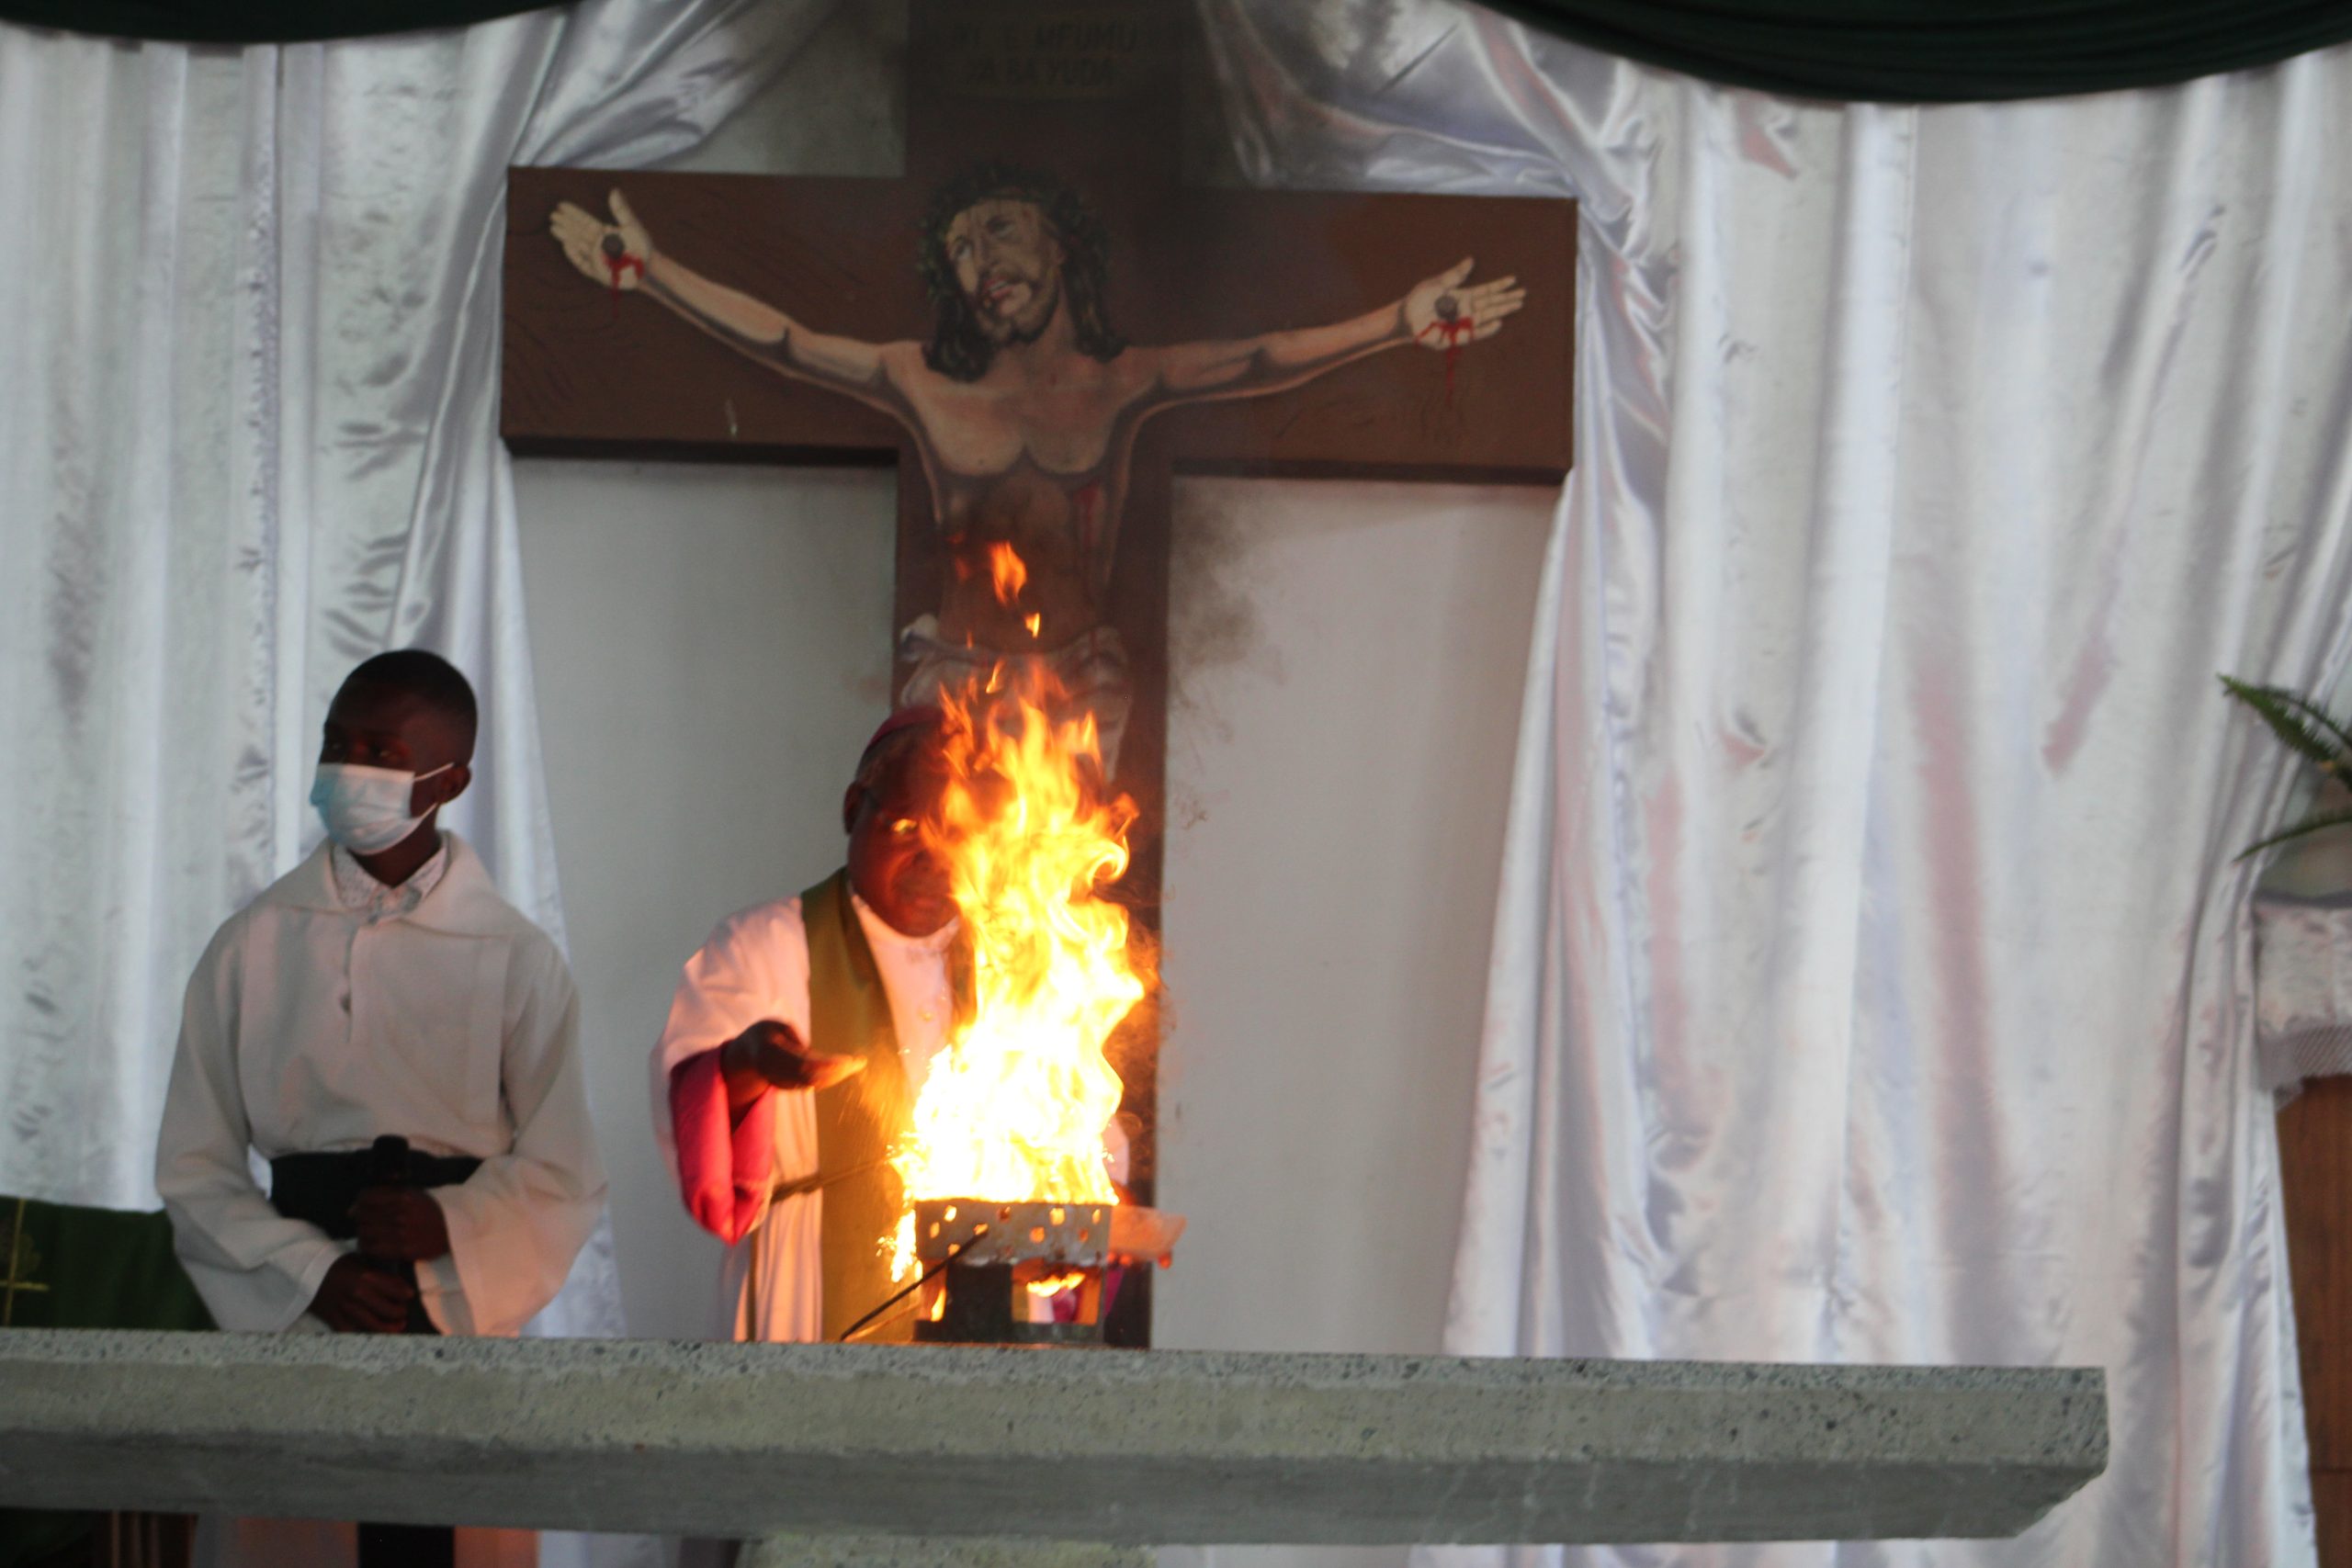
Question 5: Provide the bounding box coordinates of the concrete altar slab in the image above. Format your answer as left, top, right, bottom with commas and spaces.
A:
742, 1537, 1148, 1568
0, 1330, 2104, 1546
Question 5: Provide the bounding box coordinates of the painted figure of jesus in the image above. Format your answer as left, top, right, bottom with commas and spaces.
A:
549, 164, 1525, 766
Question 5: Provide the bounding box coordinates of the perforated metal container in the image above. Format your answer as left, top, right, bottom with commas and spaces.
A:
910, 1198, 1125, 1345
912, 1199, 1115, 1268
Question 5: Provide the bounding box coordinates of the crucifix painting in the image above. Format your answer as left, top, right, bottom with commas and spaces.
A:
503, 0, 1573, 1342
546, 169, 1526, 768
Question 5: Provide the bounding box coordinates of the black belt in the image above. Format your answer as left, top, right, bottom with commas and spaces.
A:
269, 1136, 477, 1568
268, 1139, 482, 1240
268, 1136, 481, 1337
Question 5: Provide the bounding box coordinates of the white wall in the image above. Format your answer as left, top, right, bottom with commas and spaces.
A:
516, 460, 896, 1339
514, 462, 1553, 1352
511, 10, 1558, 1561
1155, 477, 1550, 1359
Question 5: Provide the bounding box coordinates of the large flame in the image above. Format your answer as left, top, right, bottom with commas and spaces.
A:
887, 654, 1146, 1277
987, 540, 1029, 605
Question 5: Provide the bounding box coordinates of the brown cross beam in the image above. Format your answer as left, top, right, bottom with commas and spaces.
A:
502, 0, 1573, 1339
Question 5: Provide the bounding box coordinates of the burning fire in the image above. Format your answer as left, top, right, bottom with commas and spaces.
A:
988, 540, 1028, 604
887, 556, 1147, 1278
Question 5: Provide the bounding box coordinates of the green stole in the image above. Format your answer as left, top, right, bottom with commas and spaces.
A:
0, 1196, 212, 1333
803, 869, 918, 1343
0, 1198, 212, 1566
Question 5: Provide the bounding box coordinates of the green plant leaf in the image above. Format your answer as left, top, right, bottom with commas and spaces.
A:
2220, 675, 2347, 769
2271, 685, 2352, 756
2237, 807, 2352, 862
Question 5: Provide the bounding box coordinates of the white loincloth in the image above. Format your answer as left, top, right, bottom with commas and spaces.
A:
896, 615, 1133, 776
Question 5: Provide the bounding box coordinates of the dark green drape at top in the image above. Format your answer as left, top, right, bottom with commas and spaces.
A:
2, 0, 2349, 99
0, 0, 556, 44
1460, 0, 2352, 103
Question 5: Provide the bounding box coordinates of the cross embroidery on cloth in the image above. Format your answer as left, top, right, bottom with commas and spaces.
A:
0, 1198, 50, 1326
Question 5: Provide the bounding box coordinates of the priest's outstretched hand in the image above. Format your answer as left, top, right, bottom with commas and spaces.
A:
719, 1019, 866, 1112
352, 1185, 453, 1262
310, 1253, 416, 1334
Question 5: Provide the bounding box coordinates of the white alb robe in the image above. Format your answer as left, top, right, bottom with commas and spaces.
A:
650, 889, 957, 1343
155, 833, 606, 1337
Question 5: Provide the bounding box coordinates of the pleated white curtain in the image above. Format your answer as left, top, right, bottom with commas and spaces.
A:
0, 8, 852, 1565
1202, 4, 2352, 1564
0, 0, 842, 1346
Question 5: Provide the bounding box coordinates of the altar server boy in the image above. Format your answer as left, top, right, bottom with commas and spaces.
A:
155, 650, 604, 1565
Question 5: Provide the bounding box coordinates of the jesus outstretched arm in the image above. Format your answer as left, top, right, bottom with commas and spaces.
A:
1147, 257, 1525, 407
550, 188, 913, 416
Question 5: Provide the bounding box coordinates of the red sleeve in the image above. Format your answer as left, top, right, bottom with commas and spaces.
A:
669, 1050, 778, 1245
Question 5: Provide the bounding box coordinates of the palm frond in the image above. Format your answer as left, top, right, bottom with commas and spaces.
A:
2219, 675, 2349, 770
2237, 807, 2352, 862
2270, 684, 2352, 756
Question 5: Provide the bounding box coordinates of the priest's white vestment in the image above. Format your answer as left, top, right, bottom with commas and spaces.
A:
650, 889, 957, 1343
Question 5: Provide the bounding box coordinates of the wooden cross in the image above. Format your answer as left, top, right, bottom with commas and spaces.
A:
502, 0, 1573, 1337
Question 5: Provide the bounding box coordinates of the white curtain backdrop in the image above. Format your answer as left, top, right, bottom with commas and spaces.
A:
0, 6, 840, 1557
1203, 5, 2352, 1565
0, 0, 835, 1224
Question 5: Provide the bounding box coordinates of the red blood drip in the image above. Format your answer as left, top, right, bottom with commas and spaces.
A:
1071, 481, 1103, 557
603, 250, 644, 321
1418, 318, 1476, 405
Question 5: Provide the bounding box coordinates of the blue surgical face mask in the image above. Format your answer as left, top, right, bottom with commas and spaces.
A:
310, 761, 453, 854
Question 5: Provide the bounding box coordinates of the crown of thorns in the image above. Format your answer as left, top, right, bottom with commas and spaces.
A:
915, 162, 1113, 306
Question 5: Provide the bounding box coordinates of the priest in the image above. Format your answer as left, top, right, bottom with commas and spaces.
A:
155, 649, 605, 1568
652, 706, 961, 1346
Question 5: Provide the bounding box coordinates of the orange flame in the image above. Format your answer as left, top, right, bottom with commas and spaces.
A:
988, 540, 1028, 606
888, 662, 1145, 1277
